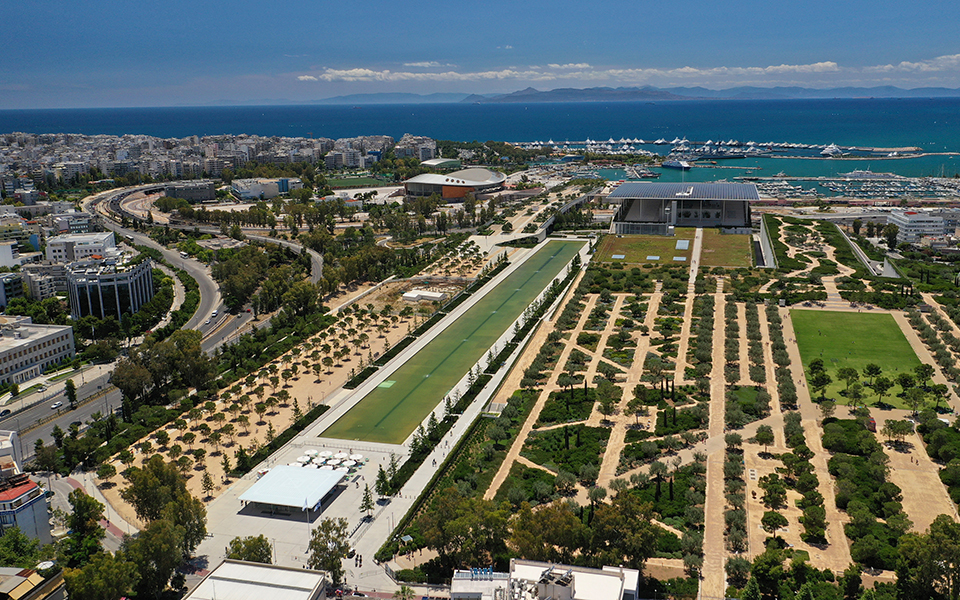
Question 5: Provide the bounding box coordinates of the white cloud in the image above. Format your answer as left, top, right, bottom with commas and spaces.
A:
547, 63, 592, 70
403, 61, 456, 68
865, 53, 960, 73
295, 55, 960, 88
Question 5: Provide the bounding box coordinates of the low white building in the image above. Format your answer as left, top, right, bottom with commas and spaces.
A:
45, 231, 116, 263
888, 211, 945, 243
0, 315, 75, 385
185, 559, 327, 600
231, 177, 303, 201
452, 560, 639, 600
402, 289, 448, 303
0, 431, 23, 477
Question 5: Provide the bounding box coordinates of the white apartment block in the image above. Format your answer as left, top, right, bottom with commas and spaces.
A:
45, 231, 116, 262
887, 211, 945, 243
0, 315, 75, 385
0, 242, 19, 269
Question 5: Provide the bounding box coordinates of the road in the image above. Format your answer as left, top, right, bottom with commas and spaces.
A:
166, 224, 324, 285
99, 219, 222, 331
0, 371, 119, 461
82, 188, 265, 346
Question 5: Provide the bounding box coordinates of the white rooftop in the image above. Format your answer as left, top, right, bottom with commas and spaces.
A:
238, 465, 345, 510
404, 167, 506, 187
511, 560, 631, 600
46, 231, 114, 245
186, 560, 326, 600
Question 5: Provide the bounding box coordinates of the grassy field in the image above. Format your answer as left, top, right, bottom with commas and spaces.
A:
327, 177, 391, 188
699, 228, 753, 268
321, 240, 584, 444
595, 229, 697, 265
791, 310, 921, 408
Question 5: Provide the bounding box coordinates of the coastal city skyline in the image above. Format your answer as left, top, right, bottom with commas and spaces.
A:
4, 0, 960, 109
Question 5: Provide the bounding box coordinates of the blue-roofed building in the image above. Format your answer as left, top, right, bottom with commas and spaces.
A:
608, 182, 759, 235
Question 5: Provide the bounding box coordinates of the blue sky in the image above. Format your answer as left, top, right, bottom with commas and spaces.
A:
4, 0, 960, 108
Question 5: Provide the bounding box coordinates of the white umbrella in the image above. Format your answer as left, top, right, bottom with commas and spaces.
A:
335, 467, 349, 473
334, 451, 348, 459
326, 459, 341, 466
319, 465, 334, 470
304, 464, 319, 469
319, 450, 333, 457
304, 450, 319, 457
288, 463, 302, 467
342, 460, 357, 467
349, 454, 363, 460
297, 456, 311, 463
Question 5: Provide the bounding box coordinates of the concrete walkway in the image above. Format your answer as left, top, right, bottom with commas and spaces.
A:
700, 285, 727, 600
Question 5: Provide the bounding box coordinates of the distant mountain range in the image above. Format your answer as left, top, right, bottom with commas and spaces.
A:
314, 85, 960, 105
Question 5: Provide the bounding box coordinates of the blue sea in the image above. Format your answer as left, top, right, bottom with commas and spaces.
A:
1, 98, 959, 178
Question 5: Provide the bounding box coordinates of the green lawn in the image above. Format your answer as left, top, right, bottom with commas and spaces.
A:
791, 310, 921, 408
699, 228, 753, 268
327, 177, 390, 188
321, 240, 584, 444
595, 229, 697, 265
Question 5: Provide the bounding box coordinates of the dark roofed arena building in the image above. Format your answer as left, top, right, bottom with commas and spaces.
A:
609, 182, 759, 235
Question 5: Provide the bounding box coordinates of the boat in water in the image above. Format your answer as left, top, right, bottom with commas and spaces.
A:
626, 166, 661, 179
821, 143, 843, 157
839, 169, 902, 180
662, 159, 692, 170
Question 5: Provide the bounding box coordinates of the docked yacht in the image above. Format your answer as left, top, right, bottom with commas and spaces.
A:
821, 143, 843, 157
662, 159, 692, 170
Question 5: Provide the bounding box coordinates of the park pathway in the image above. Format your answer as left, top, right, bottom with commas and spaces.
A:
482, 294, 598, 500
673, 229, 703, 384
700, 279, 728, 600
884, 428, 959, 532
892, 311, 960, 412
596, 289, 664, 488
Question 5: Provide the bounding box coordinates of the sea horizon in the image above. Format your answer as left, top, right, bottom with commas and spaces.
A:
3, 98, 959, 178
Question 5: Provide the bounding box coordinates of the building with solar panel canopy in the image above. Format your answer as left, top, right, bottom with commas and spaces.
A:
608, 182, 758, 235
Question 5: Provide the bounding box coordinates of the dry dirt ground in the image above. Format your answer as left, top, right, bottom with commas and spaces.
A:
98, 284, 421, 529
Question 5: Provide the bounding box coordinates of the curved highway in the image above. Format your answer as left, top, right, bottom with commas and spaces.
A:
82, 189, 222, 331
163, 224, 324, 285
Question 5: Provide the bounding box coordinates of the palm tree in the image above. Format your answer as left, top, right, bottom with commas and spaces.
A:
393, 586, 415, 600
